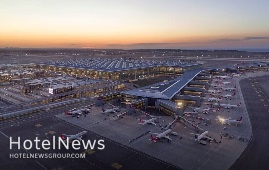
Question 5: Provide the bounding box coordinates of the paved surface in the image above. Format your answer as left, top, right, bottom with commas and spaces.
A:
230, 75, 269, 170
58, 84, 250, 170
0, 114, 179, 170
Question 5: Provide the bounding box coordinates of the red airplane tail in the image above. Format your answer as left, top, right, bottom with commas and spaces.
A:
150, 135, 158, 142
64, 111, 71, 115
60, 134, 67, 140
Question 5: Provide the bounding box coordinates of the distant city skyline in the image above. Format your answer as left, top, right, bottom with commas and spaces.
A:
1, 0, 269, 49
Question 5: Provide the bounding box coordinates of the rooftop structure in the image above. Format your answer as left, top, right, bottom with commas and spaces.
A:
42, 58, 200, 72
122, 68, 203, 100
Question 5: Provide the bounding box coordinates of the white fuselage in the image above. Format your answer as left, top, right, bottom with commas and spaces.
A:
219, 103, 239, 109
139, 117, 157, 125
219, 117, 242, 125
62, 131, 87, 141
207, 97, 221, 102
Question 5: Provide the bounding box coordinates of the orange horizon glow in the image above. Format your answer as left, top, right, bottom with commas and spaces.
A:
1, 0, 269, 49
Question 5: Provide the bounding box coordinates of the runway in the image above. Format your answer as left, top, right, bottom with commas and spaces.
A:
230, 75, 269, 170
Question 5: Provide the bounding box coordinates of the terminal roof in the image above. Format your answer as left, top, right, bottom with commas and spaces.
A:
41, 58, 201, 72
122, 68, 203, 99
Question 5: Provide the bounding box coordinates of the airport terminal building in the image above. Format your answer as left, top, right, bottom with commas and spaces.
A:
37, 58, 202, 81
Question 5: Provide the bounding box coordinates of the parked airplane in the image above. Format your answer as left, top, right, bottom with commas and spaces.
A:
149, 129, 177, 142
139, 117, 157, 125
162, 116, 179, 130
65, 108, 90, 118
183, 111, 199, 116
193, 131, 213, 145
208, 89, 222, 94
222, 81, 231, 85
214, 103, 241, 109
217, 116, 242, 126
210, 83, 222, 87
216, 75, 231, 79
206, 97, 222, 102
232, 73, 241, 77
102, 107, 120, 114
190, 107, 211, 114
222, 86, 236, 91
222, 92, 236, 98
60, 131, 87, 141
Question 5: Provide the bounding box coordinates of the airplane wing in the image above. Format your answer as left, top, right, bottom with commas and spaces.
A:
150, 122, 157, 125
204, 136, 213, 141
77, 136, 83, 141
163, 136, 172, 141
149, 132, 159, 136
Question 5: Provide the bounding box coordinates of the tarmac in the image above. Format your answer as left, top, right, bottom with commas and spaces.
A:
0, 70, 267, 170
0, 102, 179, 170
230, 73, 269, 170
57, 75, 252, 170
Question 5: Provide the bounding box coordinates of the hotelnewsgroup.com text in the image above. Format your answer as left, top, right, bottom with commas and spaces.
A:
9, 136, 105, 159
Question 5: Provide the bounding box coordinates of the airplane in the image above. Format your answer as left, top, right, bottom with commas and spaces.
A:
232, 73, 241, 77
221, 92, 236, 98
193, 131, 213, 145
139, 117, 157, 125
207, 92, 222, 97
216, 75, 231, 79
207, 89, 221, 94
211, 86, 223, 90
210, 83, 222, 87
222, 81, 231, 85
162, 116, 179, 130
217, 116, 242, 126
206, 97, 222, 102
116, 112, 127, 119
190, 107, 211, 114
149, 129, 177, 142
60, 131, 87, 141
102, 107, 120, 114
222, 86, 236, 91
64, 108, 90, 118
183, 111, 199, 116
214, 103, 241, 109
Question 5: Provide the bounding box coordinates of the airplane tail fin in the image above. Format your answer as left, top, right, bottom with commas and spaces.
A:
237, 103, 241, 107
237, 117, 242, 121
233, 92, 236, 96
150, 135, 158, 142
102, 108, 105, 112
61, 134, 67, 140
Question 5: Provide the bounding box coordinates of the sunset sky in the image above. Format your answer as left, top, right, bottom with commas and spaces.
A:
1, 0, 269, 49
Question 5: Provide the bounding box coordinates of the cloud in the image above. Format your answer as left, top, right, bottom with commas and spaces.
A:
210, 36, 269, 43
68, 44, 80, 46
210, 38, 241, 42
244, 36, 269, 40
